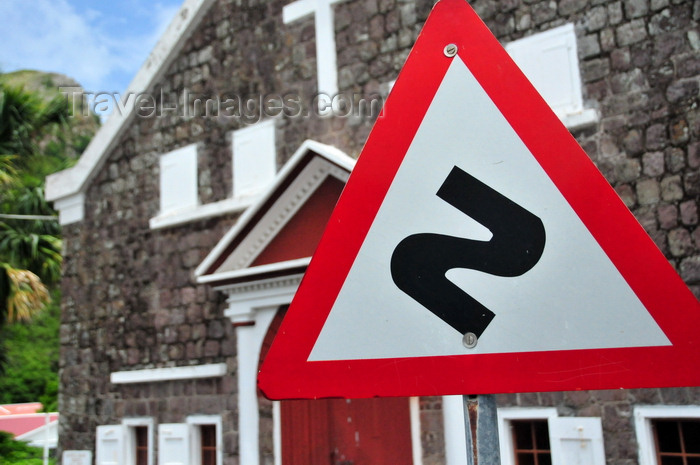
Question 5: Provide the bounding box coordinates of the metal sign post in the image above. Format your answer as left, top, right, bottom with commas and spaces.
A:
463, 395, 501, 465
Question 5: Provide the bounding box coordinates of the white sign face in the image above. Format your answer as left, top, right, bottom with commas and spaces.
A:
309, 56, 669, 362
62, 450, 93, 465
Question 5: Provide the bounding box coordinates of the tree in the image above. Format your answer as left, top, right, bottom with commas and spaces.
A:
0, 72, 97, 405
0, 431, 56, 465
0, 82, 67, 326
0, 299, 59, 409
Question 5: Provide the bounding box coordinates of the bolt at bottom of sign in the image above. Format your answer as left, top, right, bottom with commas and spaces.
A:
462, 332, 478, 348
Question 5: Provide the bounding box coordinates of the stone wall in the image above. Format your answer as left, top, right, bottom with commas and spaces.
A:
469, 0, 699, 296
57, 0, 698, 462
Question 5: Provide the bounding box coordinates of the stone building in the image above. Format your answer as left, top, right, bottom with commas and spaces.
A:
45, 0, 699, 463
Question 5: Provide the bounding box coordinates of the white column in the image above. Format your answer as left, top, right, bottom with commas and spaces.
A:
442, 395, 470, 465
236, 308, 277, 465
283, 0, 345, 113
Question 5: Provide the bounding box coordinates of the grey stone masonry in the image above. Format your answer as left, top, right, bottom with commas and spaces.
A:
57, 0, 699, 463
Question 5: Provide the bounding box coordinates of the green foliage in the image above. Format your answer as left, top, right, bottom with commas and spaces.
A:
0, 431, 56, 465
0, 186, 62, 287
0, 79, 72, 325
0, 298, 59, 407
0, 83, 68, 167
0, 71, 99, 410
0, 71, 96, 404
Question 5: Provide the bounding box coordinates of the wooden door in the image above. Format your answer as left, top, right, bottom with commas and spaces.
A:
281, 397, 414, 465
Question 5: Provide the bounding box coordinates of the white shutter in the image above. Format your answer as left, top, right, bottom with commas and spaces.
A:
505, 24, 583, 118
232, 119, 276, 198
159, 144, 198, 214
95, 425, 125, 465
158, 423, 192, 465
549, 417, 605, 465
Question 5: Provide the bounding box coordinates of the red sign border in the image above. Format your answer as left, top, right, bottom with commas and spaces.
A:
258, 0, 700, 399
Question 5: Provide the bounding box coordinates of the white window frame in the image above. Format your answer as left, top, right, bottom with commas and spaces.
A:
498, 407, 558, 465
122, 418, 155, 465
231, 119, 277, 199
187, 415, 223, 465
634, 405, 700, 465
505, 23, 598, 130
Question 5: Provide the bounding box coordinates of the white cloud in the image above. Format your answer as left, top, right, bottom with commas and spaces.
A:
0, 0, 180, 93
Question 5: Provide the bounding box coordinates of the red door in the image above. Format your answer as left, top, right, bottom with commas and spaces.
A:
281, 397, 414, 465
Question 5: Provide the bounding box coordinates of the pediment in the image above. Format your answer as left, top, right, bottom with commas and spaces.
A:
195, 140, 354, 287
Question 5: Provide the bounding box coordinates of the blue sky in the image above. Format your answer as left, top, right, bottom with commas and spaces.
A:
0, 0, 182, 94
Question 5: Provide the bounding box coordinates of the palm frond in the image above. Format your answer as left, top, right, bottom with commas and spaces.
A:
0, 263, 49, 322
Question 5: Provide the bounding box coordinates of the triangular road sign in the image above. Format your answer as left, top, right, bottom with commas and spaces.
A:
258, 0, 700, 399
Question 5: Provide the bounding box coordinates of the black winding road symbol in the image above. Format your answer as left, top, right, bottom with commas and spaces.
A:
390, 165, 546, 338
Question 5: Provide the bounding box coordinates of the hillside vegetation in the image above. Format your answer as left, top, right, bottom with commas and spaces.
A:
0, 70, 98, 411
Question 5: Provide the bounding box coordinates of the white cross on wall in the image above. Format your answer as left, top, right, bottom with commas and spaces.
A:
283, 0, 346, 112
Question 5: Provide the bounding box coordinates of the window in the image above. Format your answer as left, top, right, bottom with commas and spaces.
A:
505, 23, 598, 130
188, 416, 222, 465
124, 419, 154, 465
134, 426, 149, 465
232, 119, 276, 199
498, 408, 605, 465
159, 144, 199, 215
635, 406, 700, 465
511, 420, 551, 465
199, 424, 217, 465
653, 420, 700, 464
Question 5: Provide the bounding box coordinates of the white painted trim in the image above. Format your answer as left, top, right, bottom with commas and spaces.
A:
219, 277, 297, 465
110, 363, 227, 384
562, 108, 599, 130
149, 195, 258, 230
272, 402, 282, 465
198, 258, 310, 285
123, 417, 155, 465
410, 397, 424, 465
195, 139, 353, 278
220, 274, 424, 465
213, 157, 348, 275
634, 405, 700, 465
237, 307, 279, 465
443, 395, 468, 465
187, 415, 223, 465
54, 192, 85, 225
45, 0, 217, 204
216, 274, 303, 298
283, 0, 347, 108
497, 407, 558, 465
219, 275, 302, 325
